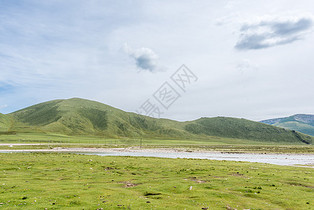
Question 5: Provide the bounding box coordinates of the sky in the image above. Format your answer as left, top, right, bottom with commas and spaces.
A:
1, 0, 314, 121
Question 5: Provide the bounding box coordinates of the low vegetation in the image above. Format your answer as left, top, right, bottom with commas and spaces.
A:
0, 153, 313, 209
0, 113, 13, 132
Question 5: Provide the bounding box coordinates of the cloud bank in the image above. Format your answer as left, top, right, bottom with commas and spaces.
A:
235, 16, 314, 50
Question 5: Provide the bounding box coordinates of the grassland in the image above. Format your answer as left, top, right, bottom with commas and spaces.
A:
1, 131, 314, 154
0, 131, 285, 145
0, 153, 313, 209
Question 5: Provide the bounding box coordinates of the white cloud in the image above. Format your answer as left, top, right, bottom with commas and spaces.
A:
236, 59, 258, 72
235, 15, 314, 50
123, 43, 161, 72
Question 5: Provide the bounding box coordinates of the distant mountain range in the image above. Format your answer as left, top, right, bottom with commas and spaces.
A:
0, 98, 313, 144
261, 114, 314, 137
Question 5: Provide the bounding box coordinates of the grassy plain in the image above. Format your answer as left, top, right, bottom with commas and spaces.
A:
0, 153, 313, 209
1, 132, 314, 153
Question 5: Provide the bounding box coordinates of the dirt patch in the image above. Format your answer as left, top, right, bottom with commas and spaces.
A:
287, 182, 314, 189
185, 177, 207, 183
102, 166, 116, 171
212, 176, 227, 179
230, 172, 246, 177
121, 181, 139, 188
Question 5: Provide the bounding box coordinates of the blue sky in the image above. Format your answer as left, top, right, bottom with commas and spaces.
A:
1, 0, 314, 121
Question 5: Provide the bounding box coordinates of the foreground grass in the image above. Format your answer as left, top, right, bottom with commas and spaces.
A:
0, 153, 313, 209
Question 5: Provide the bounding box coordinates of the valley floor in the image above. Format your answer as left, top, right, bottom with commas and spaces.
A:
0, 153, 313, 209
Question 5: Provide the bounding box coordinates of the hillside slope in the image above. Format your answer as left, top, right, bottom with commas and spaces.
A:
0, 113, 13, 133
261, 114, 314, 136
2, 98, 313, 144
9, 98, 192, 138
184, 117, 313, 143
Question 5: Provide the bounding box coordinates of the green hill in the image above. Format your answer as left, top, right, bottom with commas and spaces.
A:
184, 117, 313, 143
1, 98, 313, 144
0, 113, 13, 133
261, 114, 314, 136
9, 98, 192, 139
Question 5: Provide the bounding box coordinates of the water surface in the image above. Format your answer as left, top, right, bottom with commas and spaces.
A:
78, 151, 314, 166
1, 150, 313, 166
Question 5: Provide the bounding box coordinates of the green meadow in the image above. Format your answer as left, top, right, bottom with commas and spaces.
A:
1, 132, 314, 154
0, 153, 313, 209
0, 131, 288, 145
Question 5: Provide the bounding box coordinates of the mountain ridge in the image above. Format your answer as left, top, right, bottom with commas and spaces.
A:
261, 114, 314, 136
0, 98, 313, 144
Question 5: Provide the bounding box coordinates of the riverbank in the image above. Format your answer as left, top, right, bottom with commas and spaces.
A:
1, 146, 314, 167
1, 143, 314, 153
